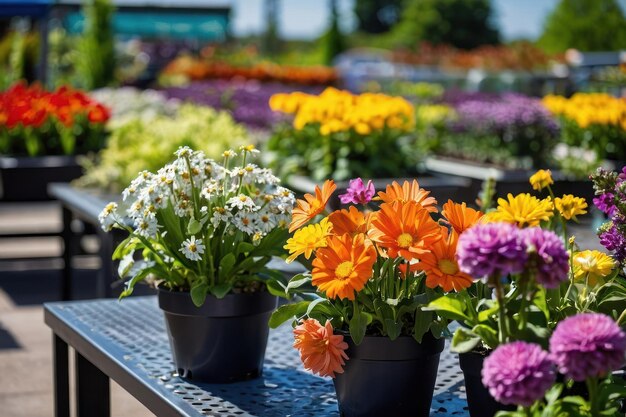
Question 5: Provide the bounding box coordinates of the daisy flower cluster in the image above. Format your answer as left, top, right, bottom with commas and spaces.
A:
99, 145, 295, 305
271, 177, 484, 378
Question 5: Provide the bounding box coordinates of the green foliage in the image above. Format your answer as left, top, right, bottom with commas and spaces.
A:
354, 0, 402, 33
538, 0, 626, 53
0, 31, 39, 88
76, 0, 115, 90
388, 0, 500, 50
77, 103, 250, 192
322, 0, 346, 65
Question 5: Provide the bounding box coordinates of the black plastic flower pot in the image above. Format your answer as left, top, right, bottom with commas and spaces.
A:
459, 351, 516, 417
158, 287, 278, 383
333, 332, 445, 417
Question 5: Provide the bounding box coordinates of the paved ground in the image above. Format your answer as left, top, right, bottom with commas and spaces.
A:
0, 201, 605, 417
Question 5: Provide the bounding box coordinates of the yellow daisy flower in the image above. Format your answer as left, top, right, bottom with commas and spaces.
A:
573, 250, 616, 287
529, 169, 554, 191
284, 217, 332, 263
483, 193, 554, 228
554, 195, 588, 220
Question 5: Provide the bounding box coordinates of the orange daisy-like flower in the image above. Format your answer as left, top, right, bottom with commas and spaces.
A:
369, 201, 442, 260
413, 228, 474, 292
441, 200, 483, 236
311, 233, 376, 300
376, 180, 438, 213
328, 206, 368, 237
290, 180, 337, 232
293, 318, 349, 378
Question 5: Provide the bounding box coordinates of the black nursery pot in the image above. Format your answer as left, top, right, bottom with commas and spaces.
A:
158, 287, 278, 383
459, 352, 516, 417
333, 332, 445, 417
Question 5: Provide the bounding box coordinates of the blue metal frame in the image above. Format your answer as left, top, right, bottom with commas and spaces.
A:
0, 0, 51, 18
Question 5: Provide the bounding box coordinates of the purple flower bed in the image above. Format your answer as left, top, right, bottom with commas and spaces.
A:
161, 80, 324, 129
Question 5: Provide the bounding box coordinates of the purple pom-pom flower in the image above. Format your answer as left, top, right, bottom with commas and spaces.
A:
456, 222, 528, 280
338, 178, 375, 205
521, 227, 569, 288
482, 341, 556, 407
550, 313, 626, 381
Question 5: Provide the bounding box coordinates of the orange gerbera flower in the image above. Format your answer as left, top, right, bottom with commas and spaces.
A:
328, 206, 368, 237
441, 200, 483, 236
311, 233, 376, 300
376, 179, 438, 213
290, 180, 337, 232
293, 318, 348, 378
413, 228, 474, 292
369, 201, 442, 260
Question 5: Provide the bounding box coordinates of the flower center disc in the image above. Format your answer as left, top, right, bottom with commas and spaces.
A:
335, 261, 354, 280
397, 233, 413, 248
438, 259, 458, 275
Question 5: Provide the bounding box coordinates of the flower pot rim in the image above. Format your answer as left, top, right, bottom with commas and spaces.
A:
336, 330, 445, 361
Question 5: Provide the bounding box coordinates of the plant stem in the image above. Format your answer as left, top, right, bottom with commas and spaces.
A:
493, 273, 508, 344
586, 377, 599, 416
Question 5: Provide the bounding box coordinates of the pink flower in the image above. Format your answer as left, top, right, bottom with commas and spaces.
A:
339, 178, 375, 205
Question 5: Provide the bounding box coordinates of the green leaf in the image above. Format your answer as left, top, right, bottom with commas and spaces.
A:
424, 295, 471, 323
306, 297, 327, 316
349, 311, 369, 345
533, 288, 550, 321
545, 383, 563, 405
268, 301, 310, 328
413, 308, 433, 343
209, 283, 232, 299
286, 274, 312, 293
119, 268, 151, 299
236, 242, 256, 255
450, 327, 481, 353
190, 282, 209, 307
471, 324, 498, 349
477, 304, 499, 322
218, 253, 236, 280
266, 279, 288, 298
187, 217, 202, 235
117, 253, 135, 278
384, 319, 402, 340
112, 235, 134, 260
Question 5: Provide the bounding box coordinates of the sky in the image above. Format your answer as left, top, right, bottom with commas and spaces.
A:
230, 0, 626, 41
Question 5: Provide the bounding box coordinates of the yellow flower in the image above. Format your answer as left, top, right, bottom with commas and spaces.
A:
573, 250, 616, 286
529, 169, 554, 191
554, 195, 587, 220
284, 217, 332, 263
483, 193, 554, 228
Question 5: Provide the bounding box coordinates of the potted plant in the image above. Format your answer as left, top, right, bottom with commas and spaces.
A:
99, 145, 296, 382
426, 169, 626, 417
0, 82, 109, 200
270, 177, 484, 416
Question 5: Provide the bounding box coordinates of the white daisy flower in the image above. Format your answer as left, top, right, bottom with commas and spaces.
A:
256, 209, 277, 233
98, 202, 119, 232
180, 236, 205, 261
175, 146, 192, 158
135, 217, 158, 238
227, 194, 257, 211
174, 199, 192, 217
233, 211, 256, 235
200, 180, 219, 200
211, 207, 232, 228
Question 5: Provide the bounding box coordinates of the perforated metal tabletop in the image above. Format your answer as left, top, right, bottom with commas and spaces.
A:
44, 297, 469, 417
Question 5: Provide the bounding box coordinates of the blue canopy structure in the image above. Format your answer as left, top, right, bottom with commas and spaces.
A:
0, 0, 52, 18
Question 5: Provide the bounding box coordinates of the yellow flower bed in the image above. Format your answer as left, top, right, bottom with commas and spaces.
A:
269, 87, 415, 135
542, 93, 626, 130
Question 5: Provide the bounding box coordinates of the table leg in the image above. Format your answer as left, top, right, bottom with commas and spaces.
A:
53, 334, 70, 417
75, 350, 110, 417
61, 207, 73, 301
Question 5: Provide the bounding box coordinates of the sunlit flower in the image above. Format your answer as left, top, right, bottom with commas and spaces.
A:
572, 250, 616, 286
554, 195, 587, 221
327, 206, 368, 237
290, 180, 337, 232
376, 180, 438, 213
180, 236, 205, 261
311, 233, 376, 300
293, 318, 348, 378
440, 200, 483, 236
98, 202, 119, 232
413, 228, 474, 291
227, 194, 257, 211
339, 178, 375, 205
284, 218, 332, 263
369, 201, 442, 260
483, 193, 553, 228
529, 169, 554, 191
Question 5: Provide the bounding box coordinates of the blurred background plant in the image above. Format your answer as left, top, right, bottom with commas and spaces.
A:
75, 103, 250, 192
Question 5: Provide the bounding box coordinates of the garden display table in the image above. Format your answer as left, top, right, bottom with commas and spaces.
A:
44, 297, 470, 417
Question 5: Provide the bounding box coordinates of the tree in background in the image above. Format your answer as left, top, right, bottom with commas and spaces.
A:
388, 0, 500, 50
76, 0, 115, 90
322, 0, 345, 64
354, 0, 402, 34
263, 0, 281, 56
538, 0, 626, 53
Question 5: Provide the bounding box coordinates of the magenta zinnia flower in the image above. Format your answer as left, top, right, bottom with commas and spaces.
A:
550, 313, 626, 381
456, 222, 527, 279
482, 341, 556, 407
338, 178, 375, 205
521, 227, 569, 288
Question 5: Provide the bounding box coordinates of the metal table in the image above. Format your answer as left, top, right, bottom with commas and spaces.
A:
44, 297, 469, 417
